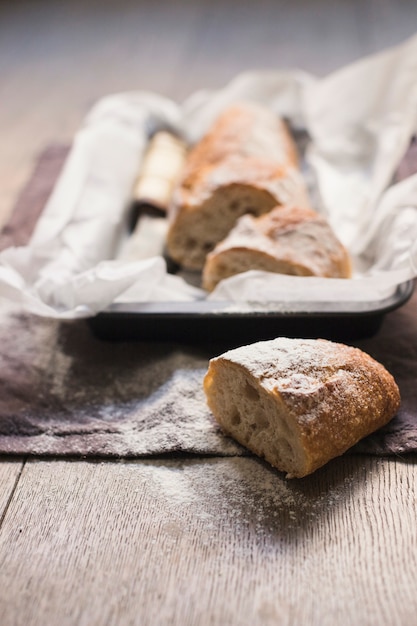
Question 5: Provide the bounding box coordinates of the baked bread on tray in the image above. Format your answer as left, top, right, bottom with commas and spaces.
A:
202, 204, 351, 291
204, 337, 400, 478
166, 101, 310, 270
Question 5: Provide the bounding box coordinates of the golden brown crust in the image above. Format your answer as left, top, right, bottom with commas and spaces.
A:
166, 102, 310, 270
202, 205, 352, 290
204, 338, 400, 478
177, 104, 299, 200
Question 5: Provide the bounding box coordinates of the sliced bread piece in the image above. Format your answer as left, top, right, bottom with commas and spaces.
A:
202, 205, 351, 291
204, 337, 400, 478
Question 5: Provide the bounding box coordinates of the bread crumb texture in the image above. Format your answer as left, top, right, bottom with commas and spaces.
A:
204, 338, 400, 478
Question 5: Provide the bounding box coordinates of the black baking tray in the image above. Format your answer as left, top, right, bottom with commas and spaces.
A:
87, 279, 414, 345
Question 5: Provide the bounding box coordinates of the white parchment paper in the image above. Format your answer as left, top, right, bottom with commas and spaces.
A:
1, 35, 417, 318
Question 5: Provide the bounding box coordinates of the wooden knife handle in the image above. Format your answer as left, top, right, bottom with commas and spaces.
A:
133, 130, 187, 211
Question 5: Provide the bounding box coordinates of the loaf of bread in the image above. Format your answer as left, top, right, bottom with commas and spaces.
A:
204, 338, 400, 478
202, 205, 351, 291
166, 102, 310, 270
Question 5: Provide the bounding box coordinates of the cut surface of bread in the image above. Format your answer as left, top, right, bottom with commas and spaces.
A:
202, 205, 351, 291
204, 338, 400, 478
166, 102, 310, 270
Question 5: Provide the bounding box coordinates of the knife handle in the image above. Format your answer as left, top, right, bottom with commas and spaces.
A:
133, 130, 187, 212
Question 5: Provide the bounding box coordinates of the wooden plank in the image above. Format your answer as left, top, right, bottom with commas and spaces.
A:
165, 0, 417, 96
0, 458, 24, 521
0, 455, 416, 626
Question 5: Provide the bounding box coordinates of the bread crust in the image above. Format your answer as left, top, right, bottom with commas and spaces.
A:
204, 338, 400, 478
202, 205, 352, 290
166, 102, 310, 270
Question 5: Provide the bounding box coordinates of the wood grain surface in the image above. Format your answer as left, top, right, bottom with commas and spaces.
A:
0, 456, 416, 626
0, 458, 24, 522
1, 1, 417, 624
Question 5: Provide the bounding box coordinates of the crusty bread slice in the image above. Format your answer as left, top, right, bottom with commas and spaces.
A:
204, 338, 400, 478
166, 102, 310, 270
202, 205, 351, 291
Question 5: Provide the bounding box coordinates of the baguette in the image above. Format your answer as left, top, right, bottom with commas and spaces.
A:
166, 102, 310, 270
202, 205, 351, 291
204, 338, 400, 478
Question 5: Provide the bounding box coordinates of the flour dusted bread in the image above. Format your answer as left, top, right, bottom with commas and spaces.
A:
204, 338, 400, 478
166, 102, 310, 270
202, 205, 351, 290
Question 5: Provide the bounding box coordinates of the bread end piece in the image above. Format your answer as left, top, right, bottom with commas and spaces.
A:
204, 338, 400, 478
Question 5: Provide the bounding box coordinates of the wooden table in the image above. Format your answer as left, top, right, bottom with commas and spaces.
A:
1, 2, 417, 624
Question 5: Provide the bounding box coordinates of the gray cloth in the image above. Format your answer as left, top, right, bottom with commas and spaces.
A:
0, 146, 416, 458
0, 306, 243, 456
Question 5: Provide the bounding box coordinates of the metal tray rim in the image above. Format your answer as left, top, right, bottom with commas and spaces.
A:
94, 279, 414, 320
